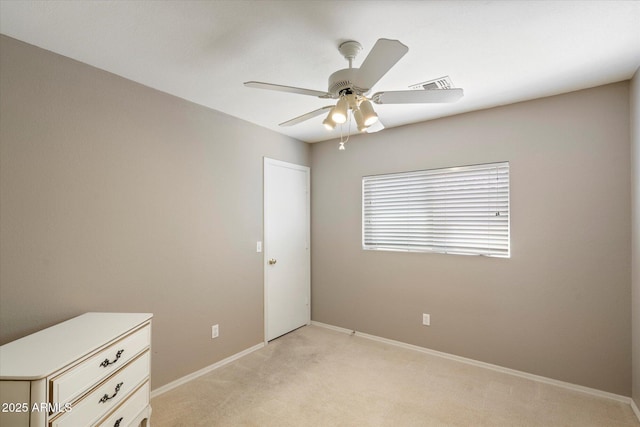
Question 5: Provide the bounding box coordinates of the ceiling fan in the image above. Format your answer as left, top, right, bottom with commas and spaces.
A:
244, 38, 464, 136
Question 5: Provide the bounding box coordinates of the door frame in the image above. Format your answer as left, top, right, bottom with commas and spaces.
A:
263, 157, 311, 344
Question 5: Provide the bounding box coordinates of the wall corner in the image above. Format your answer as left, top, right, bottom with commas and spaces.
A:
631, 66, 640, 411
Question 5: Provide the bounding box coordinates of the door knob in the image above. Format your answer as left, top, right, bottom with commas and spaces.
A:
268, 258, 277, 265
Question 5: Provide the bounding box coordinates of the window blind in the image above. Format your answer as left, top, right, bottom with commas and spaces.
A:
362, 162, 510, 257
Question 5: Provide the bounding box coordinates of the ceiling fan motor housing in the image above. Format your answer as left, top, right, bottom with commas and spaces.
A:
328, 68, 367, 96
329, 40, 368, 96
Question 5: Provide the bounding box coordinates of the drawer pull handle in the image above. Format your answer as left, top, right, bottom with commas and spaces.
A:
100, 349, 124, 367
114, 417, 123, 427
99, 382, 123, 403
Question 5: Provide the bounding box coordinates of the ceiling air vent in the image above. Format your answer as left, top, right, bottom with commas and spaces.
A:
409, 76, 453, 90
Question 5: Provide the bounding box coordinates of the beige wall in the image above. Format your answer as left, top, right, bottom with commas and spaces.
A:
310, 82, 632, 395
632, 67, 640, 407
0, 35, 310, 389
1, 32, 635, 399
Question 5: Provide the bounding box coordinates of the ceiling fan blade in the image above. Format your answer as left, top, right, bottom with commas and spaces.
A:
356, 39, 409, 91
279, 106, 334, 127
244, 81, 332, 98
372, 88, 464, 104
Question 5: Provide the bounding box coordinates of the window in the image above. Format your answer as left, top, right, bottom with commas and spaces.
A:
362, 162, 510, 257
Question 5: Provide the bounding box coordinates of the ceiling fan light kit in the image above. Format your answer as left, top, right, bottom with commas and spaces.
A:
244, 38, 464, 149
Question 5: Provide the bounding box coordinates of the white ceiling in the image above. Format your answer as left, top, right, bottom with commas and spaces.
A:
1, 1, 639, 143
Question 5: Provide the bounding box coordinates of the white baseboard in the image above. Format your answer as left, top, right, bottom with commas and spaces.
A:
631, 398, 640, 422
310, 321, 355, 335
311, 321, 633, 407
150, 342, 265, 398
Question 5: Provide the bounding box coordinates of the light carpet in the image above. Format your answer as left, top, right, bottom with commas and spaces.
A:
151, 325, 639, 426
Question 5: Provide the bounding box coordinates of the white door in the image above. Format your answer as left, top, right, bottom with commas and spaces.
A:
264, 158, 310, 341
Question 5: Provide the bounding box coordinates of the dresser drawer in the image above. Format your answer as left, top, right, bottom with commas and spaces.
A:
49, 351, 150, 427
97, 381, 149, 427
50, 324, 150, 406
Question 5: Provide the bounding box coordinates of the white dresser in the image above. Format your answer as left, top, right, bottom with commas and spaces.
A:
0, 312, 152, 427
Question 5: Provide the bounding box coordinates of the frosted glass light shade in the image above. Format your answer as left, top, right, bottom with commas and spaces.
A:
323, 111, 336, 130
359, 99, 378, 126
354, 109, 367, 132
331, 97, 348, 124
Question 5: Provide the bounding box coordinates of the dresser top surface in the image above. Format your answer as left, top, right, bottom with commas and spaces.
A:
0, 312, 152, 380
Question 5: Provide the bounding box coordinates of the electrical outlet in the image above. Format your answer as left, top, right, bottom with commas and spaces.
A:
212, 324, 219, 339
422, 313, 430, 326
